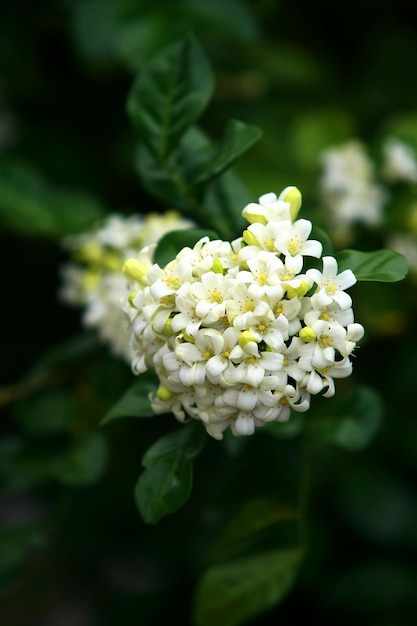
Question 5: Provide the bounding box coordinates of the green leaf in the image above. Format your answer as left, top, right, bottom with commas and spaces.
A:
191, 119, 262, 185
153, 228, 219, 268
127, 35, 214, 161
337, 249, 408, 282
306, 386, 384, 451
210, 498, 299, 562
49, 432, 108, 486
203, 169, 251, 237
135, 126, 214, 211
135, 423, 206, 524
101, 371, 159, 424
135, 144, 192, 209
193, 548, 302, 626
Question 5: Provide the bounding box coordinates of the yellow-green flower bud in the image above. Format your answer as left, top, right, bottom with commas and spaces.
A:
282, 186, 302, 221
76, 242, 103, 264
156, 385, 175, 401
211, 258, 224, 274
243, 229, 260, 246
101, 251, 122, 272
238, 330, 257, 349
122, 258, 150, 286
286, 280, 310, 299
82, 270, 100, 291
299, 326, 316, 342
242, 207, 267, 225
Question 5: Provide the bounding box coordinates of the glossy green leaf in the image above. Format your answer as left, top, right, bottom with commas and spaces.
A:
135, 423, 206, 524
127, 35, 214, 161
191, 119, 262, 185
203, 169, 251, 237
153, 228, 219, 268
337, 249, 408, 282
193, 548, 302, 626
306, 386, 384, 451
135, 144, 192, 209
101, 371, 159, 424
210, 498, 299, 562
135, 126, 213, 211
49, 432, 108, 486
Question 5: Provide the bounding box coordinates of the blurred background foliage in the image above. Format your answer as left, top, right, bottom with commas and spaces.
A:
1, 0, 417, 624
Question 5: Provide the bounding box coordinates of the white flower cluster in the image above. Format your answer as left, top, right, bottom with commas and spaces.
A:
124, 187, 364, 440
60, 211, 194, 360
320, 140, 386, 232
320, 136, 417, 269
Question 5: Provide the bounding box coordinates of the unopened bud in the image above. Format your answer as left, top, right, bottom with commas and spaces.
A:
122, 258, 150, 286
77, 242, 103, 264
299, 326, 316, 342
102, 251, 121, 271
211, 258, 224, 274
286, 280, 310, 299
243, 229, 260, 246
156, 385, 175, 401
238, 331, 258, 356
242, 203, 267, 225
280, 186, 302, 221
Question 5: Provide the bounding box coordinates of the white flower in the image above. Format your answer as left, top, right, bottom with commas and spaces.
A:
242, 188, 293, 225
225, 282, 272, 330
307, 256, 356, 310
320, 140, 386, 230
382, 137, 417, 183
273, 219, 322, 273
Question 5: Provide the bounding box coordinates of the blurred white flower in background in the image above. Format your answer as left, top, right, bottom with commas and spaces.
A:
320, 141, 386, 237
60, 211, 194, 361
381, 137, 417, 184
